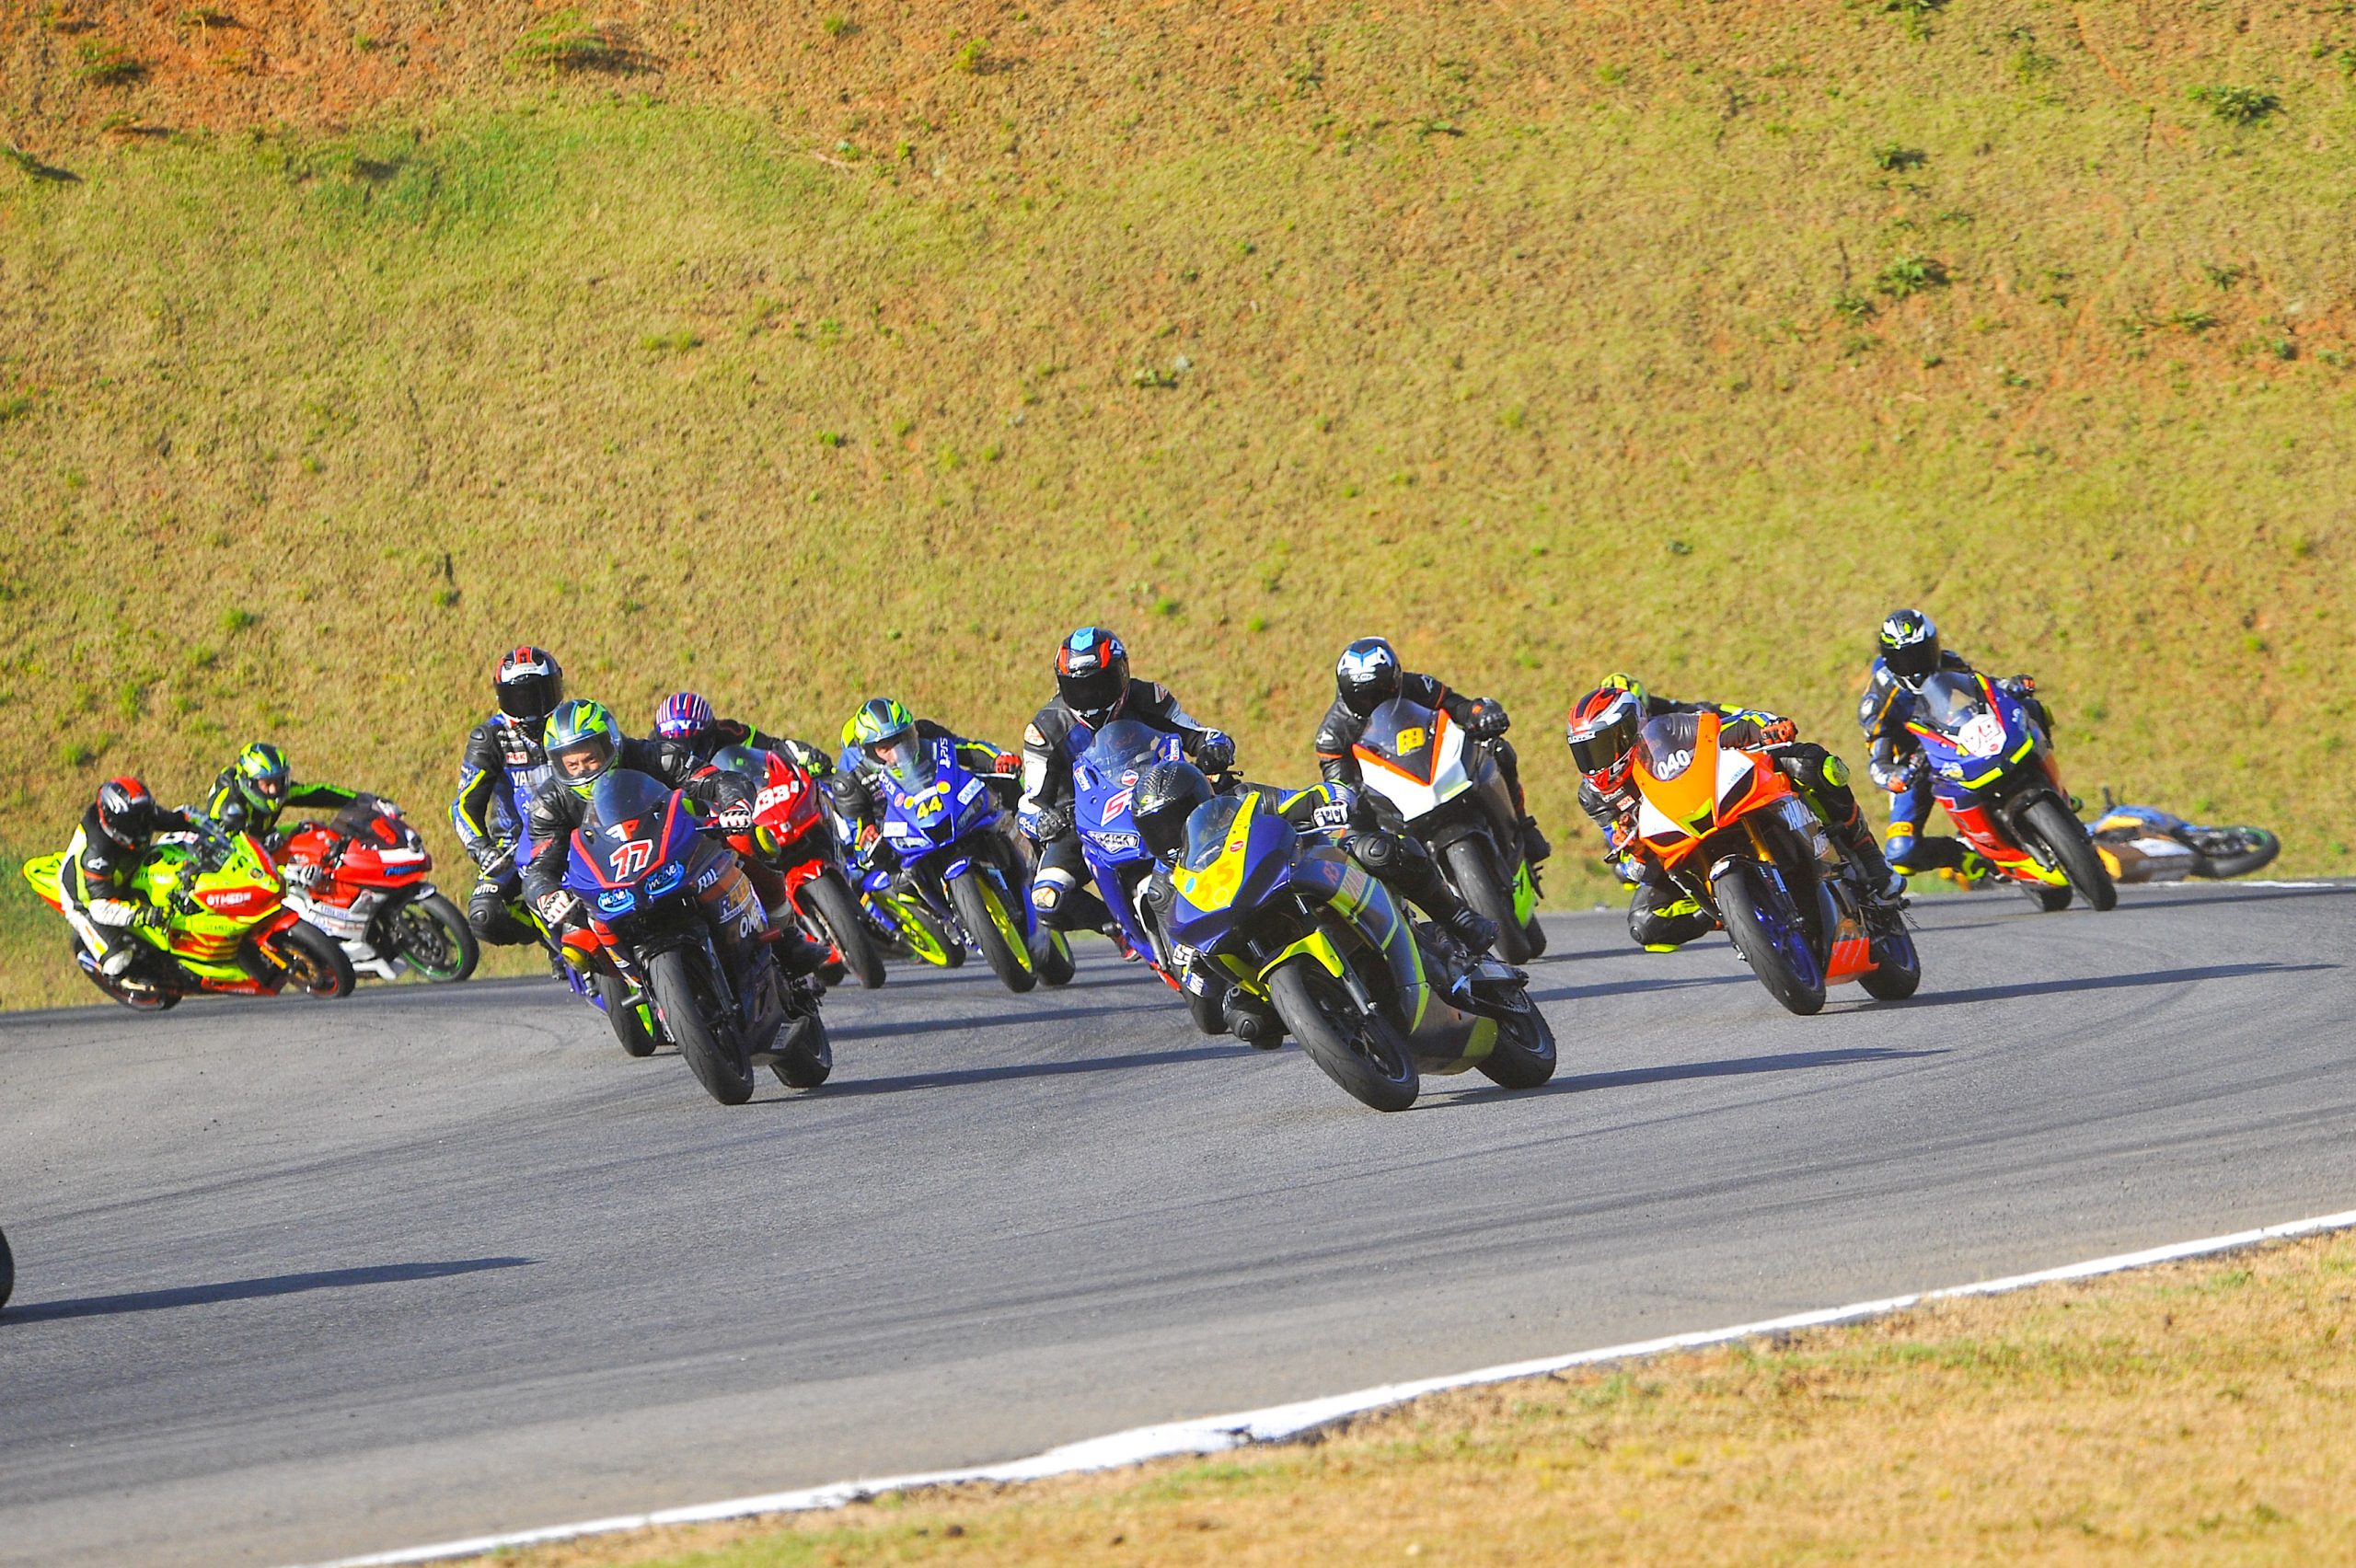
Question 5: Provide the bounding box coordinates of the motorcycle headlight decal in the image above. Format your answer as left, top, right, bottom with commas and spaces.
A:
646, 861, 685, 898
595, 887, 636, 915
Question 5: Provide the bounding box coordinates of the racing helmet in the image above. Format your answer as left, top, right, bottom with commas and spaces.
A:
653, 691, 715, 747
1878, 609, 1942, 684
545, 699, 623, 796
849, 698, 918, 769
230, 741, 292, 813
1133, 760, 1214, 862
95, 777, 161, 848
494, 646, 564, 724
1334, 636, 1403, 716
1598, 671, 1650, 709
1565, 686, 1646, 792
1056, 627, 1130, 728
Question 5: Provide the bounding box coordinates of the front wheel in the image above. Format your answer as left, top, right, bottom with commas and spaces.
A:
2024, 882, 2073, 913
771, 1008, 833, 1089
1442, 836, 1533, 964
1033, 925, 1076, 987
595, 970, 659, 1057
647, 948, 754, 1105
1267, 960, 1419, 1112
1474, 989, 1558, 1089
949, 870, 1037, 994
1858, 913, 1923, 1001
2192, 826, 2281, 881
389, 892, 479, 982
1714, 859, 1825, 1017
803, 871, 885, 990
2022, 796, 2117, 912
269, 919, 356, 998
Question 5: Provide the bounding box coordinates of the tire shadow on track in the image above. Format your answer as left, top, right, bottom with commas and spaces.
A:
3, 1256, 534, 1324
827, 996, 1172, 1043
1424, 1044, 1947, 1109
812, 1042, 1255, 1098
2105, 884, 2356, 912
1527, 972, 1760, 1005
1902, 961, 2335, 1009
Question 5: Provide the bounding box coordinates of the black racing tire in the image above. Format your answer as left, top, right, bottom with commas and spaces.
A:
950, 871, 1037, 994
648, 948, 754, 1105
771, 1008, 834, 1089
2193, 827, 2281, 881
0, 1224, 12, 1312
1714, 859, 1825, 1017
803, 872, 885, 990
1474, 987, 1558, 1089
271, 919, 356, 999
75, 939, 179, 1011
1033, 925, 1077, 987
896, 900, 965, 968
1267, 959, 1419, 1113
2022, 796, 2118, 912
2025, 882, 2074, 913
1443, 837, 1533, 964
389, 892, 479, 983
596, 971, 660, 1057
1520, 912, 1549, 957
1858, 914, 1923, 1001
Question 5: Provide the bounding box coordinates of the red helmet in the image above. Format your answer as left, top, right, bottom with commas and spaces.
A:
1565, 687, 1646, 792
493, 646, 564, 724
95, 777, 160, 848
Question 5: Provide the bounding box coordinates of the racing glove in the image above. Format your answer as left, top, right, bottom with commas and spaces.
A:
1193, 732, 1235, 774
1028, 802, 1074, 842
855, 822, 884, 860
130, 904, 168, 933
991, 750, 1021, 776
535, 890, 577, 928
1758, 717, 1798, 746
1465, 699, 1510, 740
717, 802, 755, 833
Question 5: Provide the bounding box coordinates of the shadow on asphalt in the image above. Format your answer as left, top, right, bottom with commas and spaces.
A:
814, 1043, 1252, 1097
1529, 971, 1759, 1005
2105, 883, 2354, 911
1906, 961, 2336, 1009
829, 996, 1168, 1042
3, 1256, 534, 1324
1430, 1045, 1949, 1107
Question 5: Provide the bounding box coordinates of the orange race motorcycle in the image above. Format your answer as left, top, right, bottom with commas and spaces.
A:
1624, 710, 1920, 1016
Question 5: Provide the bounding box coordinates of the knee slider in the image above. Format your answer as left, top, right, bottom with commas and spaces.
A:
1348, 831, 1401, 873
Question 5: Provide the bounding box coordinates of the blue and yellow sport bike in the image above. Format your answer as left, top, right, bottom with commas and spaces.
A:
1161, 790, 1556, 1112
874, 734, 1075, 993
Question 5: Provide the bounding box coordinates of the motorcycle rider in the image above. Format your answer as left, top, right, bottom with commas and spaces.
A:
1857, 610, 2049, 878
1128, 760, 1499, 1043
1567, 679, 1902, 953
651, 690, 836, 779
516, 698, 829, 978
55, 777, 202, 981
831, 698, 1022, 872
1313, 636, 1550, 868
451, 646, 565, 949
1021, 627, 1235, 937
202, 742, 366, 844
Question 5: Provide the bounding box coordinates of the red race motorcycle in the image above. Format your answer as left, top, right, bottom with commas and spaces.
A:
275, 795, 480, 983
706, 744, 884, 989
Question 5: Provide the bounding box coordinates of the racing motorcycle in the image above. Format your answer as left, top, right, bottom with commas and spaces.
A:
1625, 710, 1919, 1016
1347, 695, 1546, 963
23, 824, 354, 1009
1908, 672, 2116, 913
2088, 794, 2281, 884
873, 733, 1074, 993
706, 744, 884, 990
559, 769, 829, 1106
1076, 721, 1186, 971
1161, 789, 1556, 1112
274, 796, 478, 983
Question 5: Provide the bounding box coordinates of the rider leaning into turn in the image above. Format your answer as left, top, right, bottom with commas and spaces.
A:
1567, 674, 1902, 953
451, 646, 565, 950
55, 778, 201, 980
1856, 609, 2051, 879
831, 698, 1021, 871
202, 742, 365, 843
1312, 635, 1550, 868
1019, 627, 1235, 936
651, 690, 836, 779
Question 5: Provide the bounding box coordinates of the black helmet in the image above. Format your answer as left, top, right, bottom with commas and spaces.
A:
1056, 626, 1130, 728
494, 645, 564, 724
1133, 760, 1214, 862
1877, 609, 1942, 684
1334, 636, 1403, 716
95, 776, 161, 848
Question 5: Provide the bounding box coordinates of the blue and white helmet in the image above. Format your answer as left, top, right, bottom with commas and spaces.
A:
1335, 636, 1403, 715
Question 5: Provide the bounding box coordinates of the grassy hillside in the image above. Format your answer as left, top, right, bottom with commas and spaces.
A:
5, 3, 2354, 1006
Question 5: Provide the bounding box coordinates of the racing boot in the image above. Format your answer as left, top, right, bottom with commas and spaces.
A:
1223, 989, 1284, 1049
1519, 815, 1552, 866
1828, 809, 1906, 901
769, 895, 847, 986
1348, 827, 1497, 955
758, 917, 836, 980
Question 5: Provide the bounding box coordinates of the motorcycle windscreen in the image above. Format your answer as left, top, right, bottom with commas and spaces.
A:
580, 770, 683, 884
1636, 711, 1705, 778
1914, 672, 2016, 761
1356, 697, 1442, 781
1083, 718, 1175, 778
883, 738, 939, 793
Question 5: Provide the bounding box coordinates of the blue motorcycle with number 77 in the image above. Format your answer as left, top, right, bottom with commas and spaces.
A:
874, 734, 1074, 993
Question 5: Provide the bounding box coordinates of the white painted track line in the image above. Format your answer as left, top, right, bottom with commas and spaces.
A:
304, 1206, 2356, 1568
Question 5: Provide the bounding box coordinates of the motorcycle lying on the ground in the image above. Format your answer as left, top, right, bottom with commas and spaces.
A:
558, 769, 829, 1105
1348, 695, 1547, 963
1161, 790, 1556, 1112
2087, 795, 2281, 883
23, 824, 354, 1009
705, 744, 884, 990
275, 796, 479, 984
873, 734, 1074, 993
1626, 710, 1920, 1016
1908, 672, 2116, 913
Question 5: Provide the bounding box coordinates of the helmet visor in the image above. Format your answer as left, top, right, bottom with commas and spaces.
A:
550, 730, 618, 784
246, 771, 287, 803
498, 670, 562, 721
1883, 634, 1942, 683
1058, 665, 1126, 724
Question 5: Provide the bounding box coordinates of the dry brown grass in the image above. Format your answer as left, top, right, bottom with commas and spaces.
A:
483, 1231, 2356, 1567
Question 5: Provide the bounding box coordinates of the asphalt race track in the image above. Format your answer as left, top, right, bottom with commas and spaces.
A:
4, 882, 2352, 1567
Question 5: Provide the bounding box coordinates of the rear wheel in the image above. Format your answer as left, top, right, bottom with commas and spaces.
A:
389, 892, 479, 982
1443, 837, 1532, 963
1714, 859, 1825, 1016
1858, 913, 1923, 1001
75, 939, 178, 1011
950, 871, 1037, 994
270, 919, 356, 998
2022, 796, 2118, 912
595, 970, 659, 1057
1267, 959, 1419, 1112
648, 948, 754, 1105
803, 871, 885, 989
1473, 988, 1558, 1089
1033, 925, 1077, 986
771, 1008, 834, 1089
